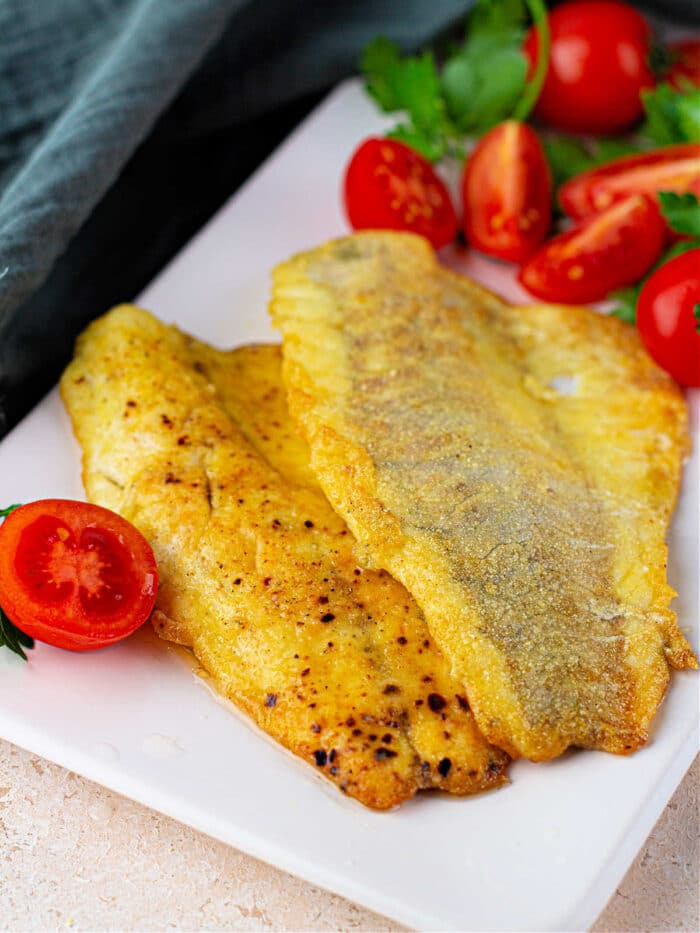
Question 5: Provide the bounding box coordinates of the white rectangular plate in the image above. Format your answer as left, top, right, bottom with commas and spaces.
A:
0, 80, 697, 932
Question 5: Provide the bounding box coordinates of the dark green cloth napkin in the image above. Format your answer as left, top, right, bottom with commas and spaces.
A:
0, 0, 695, 437
0, 0, 472, 436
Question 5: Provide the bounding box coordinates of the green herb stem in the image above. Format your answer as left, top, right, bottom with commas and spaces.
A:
513, 0, 550, 122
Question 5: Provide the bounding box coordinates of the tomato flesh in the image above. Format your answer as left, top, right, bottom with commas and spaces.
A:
560, 144, 700, 219
344, 137, 458, 249
461, 121, 551, 263
523, 1, 655, 134
0, 499, 158, 651
519, 194, 666, 304
637, 248, 700, 386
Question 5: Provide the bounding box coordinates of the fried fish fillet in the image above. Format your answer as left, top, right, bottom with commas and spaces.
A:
60, 305, 508, 808
271, 231, 697, 762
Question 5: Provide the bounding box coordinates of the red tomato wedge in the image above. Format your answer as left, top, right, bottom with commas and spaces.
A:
523, 1, 655, 135
637, 248, 700, 386
461, 121, 551, 263
667, 39, 700, 90
518, 194, 666, 304
343, 137, 458, 249
0, 500, 158, 652
559, 144, 700, 219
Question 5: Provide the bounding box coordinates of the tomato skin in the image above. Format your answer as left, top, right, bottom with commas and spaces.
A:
343, 137, 458, 249
461, 121, 551, 263
518, 194, 666, 304
667, 39, 700, 90
0, 499, 158, 652
636, 248, 700, 386
523, 1, 655, 134
559, 144, 700, 219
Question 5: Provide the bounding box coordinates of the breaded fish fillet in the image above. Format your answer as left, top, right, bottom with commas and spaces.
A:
60, 306, 508, 808
271, 231, 697, 762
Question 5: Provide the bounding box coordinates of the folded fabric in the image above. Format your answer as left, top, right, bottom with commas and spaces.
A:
0, 0, 695, 437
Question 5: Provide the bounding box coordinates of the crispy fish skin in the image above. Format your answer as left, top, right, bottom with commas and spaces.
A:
60, 306, 508, 809
271, 231, 697, 762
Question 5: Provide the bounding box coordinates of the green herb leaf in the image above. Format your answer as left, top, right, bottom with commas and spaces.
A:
543, 136, 597, 189
640, 84, 700, 145
609, 237, 700, 324
441, 0, 530, 135
0, 606, 33, 661
0, 503, 34, 661
360, 38, 452, 160
659, 191, 700, 237
609, 286, 640, 324
359, 0, 548, 161
693, 303, 700, 334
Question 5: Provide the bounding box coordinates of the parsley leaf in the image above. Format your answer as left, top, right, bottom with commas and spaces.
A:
360, 38, 453, 160
360, 0, 550, 161
0, 606, 34, 661
0, 503, 34, 661
640, 84, 700, 145
658, 192, 700, 237
694, 303, 700, 334
442, 0, 529, 135
610, 238, 700, 324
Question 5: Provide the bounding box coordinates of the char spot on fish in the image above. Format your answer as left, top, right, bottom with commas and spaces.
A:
397, 636, 407, 645
310, 723, 321, 734
313, 750, 327, 767
264, 693, 277, 708
321, 613, 335, 623
374, 747, 398, 760
438, 757, 452, 777
427, 693, 447, 712
456, 694, 470, 711
383, 684, 400, 695
304, 520, 314, 528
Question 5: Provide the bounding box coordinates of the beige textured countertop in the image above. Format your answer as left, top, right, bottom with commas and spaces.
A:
0, 741, 697, 931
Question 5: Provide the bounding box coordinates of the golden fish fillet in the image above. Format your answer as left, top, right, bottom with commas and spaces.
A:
271, 231, 697, 762
60, 305, 508, 809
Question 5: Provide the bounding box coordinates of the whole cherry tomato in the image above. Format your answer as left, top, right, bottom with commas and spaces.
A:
461, 120, 551, 263
0, 499, 158, 652
519, 194, 666, 304
343, 137, 458, 249
636, 248, 700, 386
667, 38, 700, 90
559, 144, 700, 219
523, 1, 655, 134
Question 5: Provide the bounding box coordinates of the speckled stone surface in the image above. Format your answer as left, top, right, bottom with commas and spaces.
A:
0, 740, 697, 931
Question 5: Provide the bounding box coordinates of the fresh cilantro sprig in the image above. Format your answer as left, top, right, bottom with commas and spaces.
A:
640, 83, 700, 146
610, 192, 700, 324
360, 0, 549, 161
658, 191, 700, 237
0, 503, 34, 661
0, 607, 34, 661
541, 85, 699, 188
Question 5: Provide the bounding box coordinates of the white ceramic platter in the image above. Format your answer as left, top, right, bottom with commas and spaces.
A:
0, 80, 697, 932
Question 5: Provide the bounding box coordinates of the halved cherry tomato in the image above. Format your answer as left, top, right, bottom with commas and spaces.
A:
667, 39, 700, 90
559, 144, 700, 219
461, 121, 551, 263
518, 194, 666, 304
637, 248, 700, 386
343, 137, 458, 249
523, 1, 655, 134
0, 500, 158, 652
